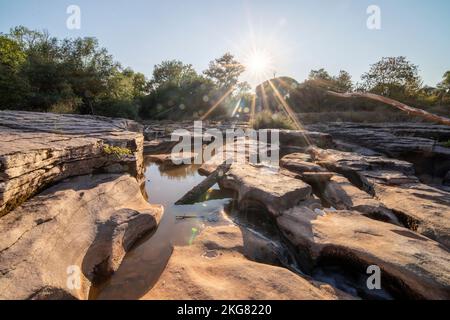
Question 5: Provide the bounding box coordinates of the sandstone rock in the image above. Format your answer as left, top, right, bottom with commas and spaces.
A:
0, 111, 144, 217
444, 171, 450, 186
322, 175, 400, 224
219, 164, 312, 216
300, 172, 335, 184
372, 182, 450, 248
147, 152, 198, 167
280, 153, 324, 173
310, 148, 450, 247
198, 138, 273, 176
143, 139, 178, 155
142, 225, 353, 300
0, 174, 163, 300
277, 207, 450, 299
262, 129, 334, 149
307, 122, 450, 182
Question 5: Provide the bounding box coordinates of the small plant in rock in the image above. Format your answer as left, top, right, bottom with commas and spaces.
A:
252, 111, 296, 130
442, 140, 450, 148
103, 144, 132, 158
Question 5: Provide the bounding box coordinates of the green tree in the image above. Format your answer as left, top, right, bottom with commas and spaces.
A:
0, 35, 29, 109
203, 53, 245, 90
149, 60, 198, 89
0, 35, 26, 68
333, 70, 353, 92
308, 68, 332, 82
360, 56, 422, 98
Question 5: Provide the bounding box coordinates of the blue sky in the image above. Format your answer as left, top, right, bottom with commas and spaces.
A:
1, 0, 449, 88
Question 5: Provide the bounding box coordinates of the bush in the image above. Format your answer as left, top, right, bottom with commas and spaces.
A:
102, 144, 132, 159
442, 140, 450, 148
94, 100, 139, 120
252, 111, 296, 130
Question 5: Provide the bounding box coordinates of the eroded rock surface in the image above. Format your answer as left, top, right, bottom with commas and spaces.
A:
310, 147, 450, 247
143, 225, 353, 300
0, 111, 144, 216
0, 174, 163, 300
277, 207, 450, 299
220, 164, 312, 216
307, 122, 450, 183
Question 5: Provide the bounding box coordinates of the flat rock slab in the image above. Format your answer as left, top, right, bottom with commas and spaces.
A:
311, 147, 450, 247
280, 153, 324, 173
0, 111, 144, 217
277, 207, 450, 299
219, 164, 312, 216
0, 174, 163, 300
147, 152, 198, 167
261, 129, 334, 149
307, 122, 450, 181
322, 175, 400, 224
373, 182, 450, 248
143, 225, 353, 300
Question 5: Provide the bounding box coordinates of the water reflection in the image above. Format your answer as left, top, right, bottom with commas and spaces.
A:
95, 158, 233, 300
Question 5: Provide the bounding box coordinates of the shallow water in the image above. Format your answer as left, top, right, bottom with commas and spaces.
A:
94, 158, 234, 300
93, 157, 394, 300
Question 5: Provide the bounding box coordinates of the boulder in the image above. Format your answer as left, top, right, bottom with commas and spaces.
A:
147, 152, 198, 167
444, 171, 450, 187
143, 139, 178, 155
0, 111, 144, 217
219, 164, 312, 216
142, 225, 353, 300
372, 182, 450, 248
0, 174, 163, 300
277, 207, 450, 299
307, 122, 450, 182
322, 175, 400, 224
280, 153, 324, 173
310, 148, 450, 247
261, 129, 334, 149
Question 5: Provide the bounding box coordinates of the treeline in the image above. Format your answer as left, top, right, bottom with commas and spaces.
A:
0, 26, 250, 120
258, 57, 450, 117
1, 26, 449, 121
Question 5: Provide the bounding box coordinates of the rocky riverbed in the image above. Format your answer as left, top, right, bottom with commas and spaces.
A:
1, 111, 449, 300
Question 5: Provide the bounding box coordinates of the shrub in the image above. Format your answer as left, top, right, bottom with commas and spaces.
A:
102, 144, 132, 158
94, 100, 139, 120
252, 111, 296, 130
442, 140, 450, 148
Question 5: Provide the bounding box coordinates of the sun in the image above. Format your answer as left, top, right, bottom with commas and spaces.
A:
245, 49, 273, 78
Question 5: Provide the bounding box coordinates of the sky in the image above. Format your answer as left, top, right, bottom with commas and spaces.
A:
1, 0, 449, 88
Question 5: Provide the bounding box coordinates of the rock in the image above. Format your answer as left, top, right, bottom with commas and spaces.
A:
0, 111, 144, 217
277, 207, 450, 299
219, 164, 312, 216
198, 138, 274, 176
147, 152, 198, 167
322, 175, 400, 224
280, 153, 324, 173
176, 163, 231, 205
300, 172, 335, 184
307, 122, 450, 182
0, 174, 163, 300
142, 225, 353, 300
372, 182, 450, 248
310, 148, 450, 247
143, 139, 178, 155
444, 171, 450, 186
261, 129, 334, 149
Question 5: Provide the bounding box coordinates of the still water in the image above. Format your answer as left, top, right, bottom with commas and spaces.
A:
94, 158, 234, 299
